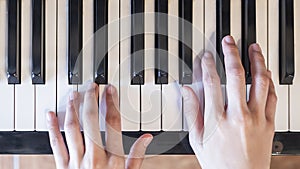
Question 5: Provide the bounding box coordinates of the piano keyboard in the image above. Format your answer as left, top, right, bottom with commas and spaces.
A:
0, 0, 299, 155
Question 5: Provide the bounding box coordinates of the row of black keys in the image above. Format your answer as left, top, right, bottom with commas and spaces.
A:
6, 0, 294, 85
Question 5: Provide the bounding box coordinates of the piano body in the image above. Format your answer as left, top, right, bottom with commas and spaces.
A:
0, 0, 299, 155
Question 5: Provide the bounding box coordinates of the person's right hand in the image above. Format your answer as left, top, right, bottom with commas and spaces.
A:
183, 35, 277, 169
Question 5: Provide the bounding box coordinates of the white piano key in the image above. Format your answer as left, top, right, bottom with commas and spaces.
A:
35, 0, 57, 131
57, 0, 77, 130
256, 0, 268, 68
162, 0, 182, 131
82, 0, 93, 84
105, 0, 120, 130
204, 0, 216, 62
231, 0, 241, 49
98, 0, 120, 131
15, 0, 34, 131
181, 0, 204, 131
0, 0, 14, 131
78, 0, 94, 130
268, 0, 288, 131
290, 0, 300, 131
231, 0, 246, 102
246, 0, 268, 102
204, 0, 226, 123
141, 0, 161, 131
120, 0, 140, 131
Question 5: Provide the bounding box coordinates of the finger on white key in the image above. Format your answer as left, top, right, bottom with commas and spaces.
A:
201, 52, 224, 117
182, 86, 203, 139
268, 0, 288, 131
223, 36, 247, 112
120, 0, 140, 131
47, 111, 69, 168
265, 76, 277, 124
82, 83, 105, 155
57, 0, 76, 129
162, 0, 181, 131
105, 85, 124, 157
231, 0, 242, 103
64, 92, 84, 164
126, 134, 153, 168
248, 44, 270, 115
106, 0, 120, 130
142, 0, 161, 131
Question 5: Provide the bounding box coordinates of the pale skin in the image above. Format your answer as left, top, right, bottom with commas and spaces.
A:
183, 35, 276, 169
47, 35, 276, 169
47, 84, 153, 169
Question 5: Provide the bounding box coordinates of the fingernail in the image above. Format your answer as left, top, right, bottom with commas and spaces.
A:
224, 36, 235, 45
47, 112, 54, 121
203, 52, 212, 59
252, 43, 261, 52
87, 83, 96, 91
181, 87, 189, 100
69, 91, 78, 100
107, 85, 115, 95
143, 136, 153, 147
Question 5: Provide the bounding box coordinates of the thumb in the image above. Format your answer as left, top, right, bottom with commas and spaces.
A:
126, 134, 153, 169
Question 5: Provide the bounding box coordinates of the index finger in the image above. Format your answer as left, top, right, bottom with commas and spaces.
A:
104, 85, 124, 158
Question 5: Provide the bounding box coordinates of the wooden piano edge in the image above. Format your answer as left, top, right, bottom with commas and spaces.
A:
0, 131, 298, 155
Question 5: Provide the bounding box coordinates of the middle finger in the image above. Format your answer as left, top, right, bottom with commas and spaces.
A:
82, 83, 105, 155
64, 92, 84, 163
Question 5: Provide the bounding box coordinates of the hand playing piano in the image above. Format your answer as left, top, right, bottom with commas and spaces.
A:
183, 36, 277, 169
46, 84, 153, 169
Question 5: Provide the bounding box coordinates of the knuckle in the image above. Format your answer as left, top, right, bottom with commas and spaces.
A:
269, 93, 278, 104
224, 45, 239, 56
108, 160, 125, 169
267, 122, 275, 133
50, 135, 60, 147
227, 65, 245, 78
253, 51, 266, 64
106, 114, 121, 125
253, 75, 269, 88
64, 120, 78, 131
203, 72, 220, 86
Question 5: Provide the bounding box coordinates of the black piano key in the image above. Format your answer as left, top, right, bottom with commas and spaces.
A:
131, 0, 145, 85
216, 0, 230, 84
68, 0, 83, 84
31, 0, 45, 84
242, 0, 256, 84
155, 0, 168, 84
94, 0, 108, 85
279, 0, 294, 85
7, 0, 21, 84
178, 0, 192, 84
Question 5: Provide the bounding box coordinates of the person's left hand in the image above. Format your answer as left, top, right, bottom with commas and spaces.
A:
47, 83, 153, 169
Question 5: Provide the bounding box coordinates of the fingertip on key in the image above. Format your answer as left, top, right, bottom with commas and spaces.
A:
140, 134, 153, 147
87, 82, 98, 92
203, 51, 213, 59
250, 43, 262, 52
46, 111, 56, 122
69, 91, 78, 101
106, 84, 116, 95
223, 35, 235, 45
